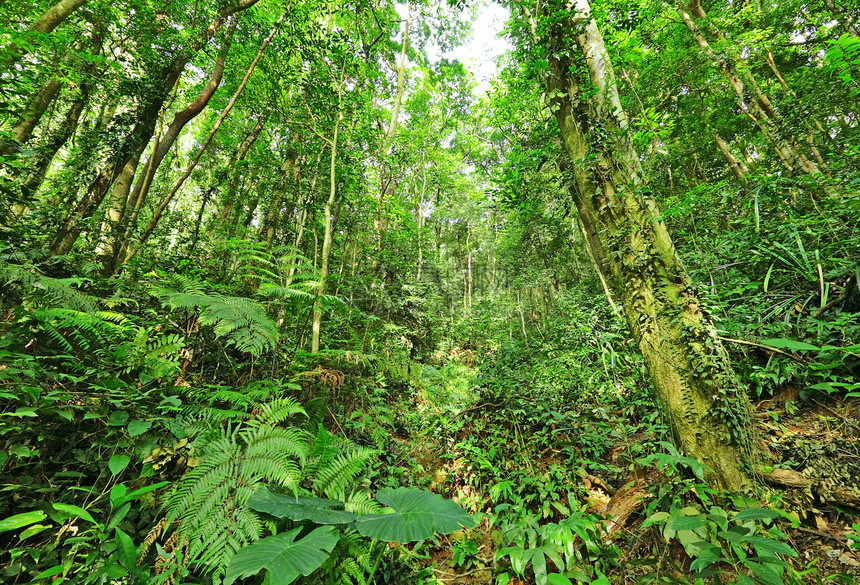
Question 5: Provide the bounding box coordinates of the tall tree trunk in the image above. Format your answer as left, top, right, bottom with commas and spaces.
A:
311, 118, 340, 354
536, 0, 752, 491
0, 77, 63, 156
262, 152, 298, 250
9, 22, 103, 219
122, 12, 282, 265
372, 15, 410, 276
47, 0, 259, 257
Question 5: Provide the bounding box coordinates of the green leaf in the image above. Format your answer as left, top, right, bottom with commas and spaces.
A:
109, 411, 129, 426
127, 419, 151, 437
108, 454, 131, 475
547, 575, 573, 585
642, 511, 671, 527
690, 543, 722, 571
34, 564, 66, 579
224, 525, 339, 585
52, 503, 97, 525
120, 480, 169, 504
666, 515, 707, 532
744, 535, 797, 557
733, 508, 780, 523
761, 338, 820, 352
19, 523, 52, 540
355, 487, 475, 543
116, 528, 137, 570
0, 510, 48, 533
110, 484, 127, 508
248, 488, 357, 524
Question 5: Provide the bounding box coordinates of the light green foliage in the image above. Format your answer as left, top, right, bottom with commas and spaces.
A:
155, 275, 279, 356
642, 505, 800, 585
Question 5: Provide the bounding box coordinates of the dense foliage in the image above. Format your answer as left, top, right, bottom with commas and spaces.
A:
1, 0, 858, 583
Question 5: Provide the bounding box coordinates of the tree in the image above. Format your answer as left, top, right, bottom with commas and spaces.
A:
514, 0, 752, 491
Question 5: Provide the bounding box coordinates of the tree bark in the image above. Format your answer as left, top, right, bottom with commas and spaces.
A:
311, 117, 340, 354
537, 0, 752, 491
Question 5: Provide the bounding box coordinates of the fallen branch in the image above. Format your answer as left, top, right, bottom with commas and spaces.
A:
813, 274, 857, 318
717, 336, 806, 363
454, 401, 503, 418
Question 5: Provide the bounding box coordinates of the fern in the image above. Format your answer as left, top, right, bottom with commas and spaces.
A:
303, 425, 378, 500
0, 252, 97, 312
29, 308, 128, 353
154, 277, 279, 356
163, 398, 308, 579
343, 490, 382, 516
161, 398, 380, 581
313, 528, 373, 585
111, 326, 184, 378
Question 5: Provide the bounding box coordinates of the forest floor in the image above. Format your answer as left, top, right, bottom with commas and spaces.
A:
363, 354, 860, 584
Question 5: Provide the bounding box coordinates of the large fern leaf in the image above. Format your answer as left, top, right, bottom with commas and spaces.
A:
154, 277, 279, 356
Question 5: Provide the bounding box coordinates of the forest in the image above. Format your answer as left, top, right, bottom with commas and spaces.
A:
0, 0, 859, 583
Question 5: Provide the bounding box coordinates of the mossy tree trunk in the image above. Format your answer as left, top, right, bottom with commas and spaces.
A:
535, 0, 752, 491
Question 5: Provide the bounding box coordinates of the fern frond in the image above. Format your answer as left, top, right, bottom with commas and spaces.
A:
258, 284, 315, 301
344, 490, 382, 516
156, 281, 279, 356
31, 308, 128, 353
313, 447, 378, 500
255, 396, 306, 426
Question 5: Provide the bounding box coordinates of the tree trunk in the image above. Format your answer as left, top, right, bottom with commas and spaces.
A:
677, 5, 820, 177
1, 0, 87, 68
311, 118, 340, 354
823, 0, 858, 37
122, 11, 283, 265
104, 31, 233, 273
537, 0, 752, 491
714, 133, 749, 182
372, 15, 410, 276
47, 2, 257, 257
0, 77, 62, 156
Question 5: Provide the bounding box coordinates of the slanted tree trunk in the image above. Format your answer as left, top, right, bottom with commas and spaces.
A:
101, 29, 234, 273
47, 0, 259, 257
1, 0, 87, 68
823, 0, 858, 37
714, 133, 749, 182
15, 27, 103, 205
535, 0, 752, 491
122, 11, 281, 265
0, 76, 63, 157
676, 4, 820, 177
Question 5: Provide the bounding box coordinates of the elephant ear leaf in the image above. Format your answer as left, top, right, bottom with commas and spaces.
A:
248, 487, 357, 524
355, 487, 475, 543
224, 525, 339, 585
